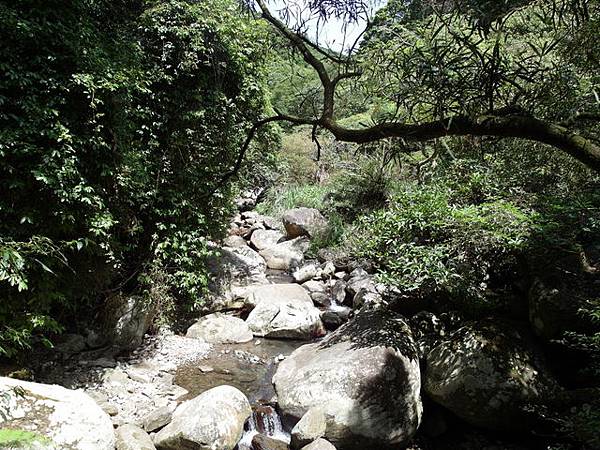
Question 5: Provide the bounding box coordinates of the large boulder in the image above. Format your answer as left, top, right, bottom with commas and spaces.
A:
424, 319, 558, 431
301, 439, 337, 450
0, 377, 115, 450
206, 245, 268, 310
250, 229, 285, 251
246, 284, 325, 339
273, 309, 422, 449
104, 294, 157, 350
282, 208, 328, 239
186, 313, 253, 344
154, 385, 251, 450
259, 237, 310, 271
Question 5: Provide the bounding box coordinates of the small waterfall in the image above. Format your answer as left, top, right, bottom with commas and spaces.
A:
238, 404, 290, 449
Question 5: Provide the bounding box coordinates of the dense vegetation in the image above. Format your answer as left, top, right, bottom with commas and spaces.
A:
0, 0, 599, 447
0, 0, 275, 355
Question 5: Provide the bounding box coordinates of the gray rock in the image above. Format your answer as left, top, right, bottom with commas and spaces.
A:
301, 438, 337, 450
223, 235, 248, 248
250, 229, 285, 251
352, 287, 382, 309
260, 215, 281, 231
320, 307, 352, 331
291, 407, 326, 449
206, 245, 268, 310
142, 405, 173, 432
186, 313, 253, 344
346, 269, 373, 297
259, 237, 310, 271
154, 385, 251, 450
331, 281, 347, 305
273, 309, 422, 449
246, 284, 325, 340
424, 319, 558, 431
0, 377, 115, 450
302, 280, 326, 294
116, 424, 156, 450
282, 208, 329, 239
311, 292, 331, 307
251, 434, 288, 450
293, 263, 319, 283
104, 295, 157, 351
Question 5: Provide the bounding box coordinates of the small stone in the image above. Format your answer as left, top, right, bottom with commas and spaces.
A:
199, 365, 214, 373
101, 403, 119, 416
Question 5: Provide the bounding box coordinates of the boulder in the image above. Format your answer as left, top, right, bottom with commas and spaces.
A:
251, 434, 289, 450
302, 280, 326, 294
206, 245, 268, 310
186, 313, 253, 344
0, 377, 115, 450
291, 407, 326, 449
293, 263, 319, 284
320, 307, 352, 331
259, 237, 310, 271
142, 405, 173, 432
345, 269, 373, 297
273, 309, 422, 449
116, 424, 156, 450
282, 208, 328, 239
223, 235, 248, 248
246, 284, 325, 340
424, 319, 558, 431
154, 385, 251, 450
528, 277, 583, 340
250, 229, 285, 251
104, 294, 157, 350
301, 439, 337, 450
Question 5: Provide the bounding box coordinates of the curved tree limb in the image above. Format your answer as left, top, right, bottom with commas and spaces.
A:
254, 0, 600, 172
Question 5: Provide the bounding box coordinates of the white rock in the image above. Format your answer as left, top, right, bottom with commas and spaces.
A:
116, 424, 156, 450
186, 313, 253, 344
0, 377, 115, 450
259, 237, 310, 271
250, 229, 285, 251
153, 385, 251, 450
293, 264, 319, 283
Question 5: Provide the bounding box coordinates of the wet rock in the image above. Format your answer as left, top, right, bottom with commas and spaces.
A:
301, 439, 337, 450
142, 405, 173, 432
331, 281, 347, 305
251, 229, 285, 251
273, 309, 422, 449
293, 263, 319, 284
246, 284, 325, 340
424, 319, 558, 431
186, 313, 253, 344
291, 407, 326, 449
0, 377, 115, 450
311, 292, 331, 307
259, 237, 310, 271
352, 286, 382, 310
116, 424, 156, 450
154, 385, 251, 450
223, 235, 248, 248
282, 208, 328, 239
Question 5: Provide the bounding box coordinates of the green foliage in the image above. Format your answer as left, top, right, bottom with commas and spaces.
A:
0, 0, 274, 355
350, 182, 535, 304
0, 429, 50, 448
256, 184, 330, 219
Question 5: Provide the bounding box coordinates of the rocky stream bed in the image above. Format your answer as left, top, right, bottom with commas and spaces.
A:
0, 201, 565, 450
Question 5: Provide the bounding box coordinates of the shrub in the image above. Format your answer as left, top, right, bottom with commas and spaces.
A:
350, 183, 536, 305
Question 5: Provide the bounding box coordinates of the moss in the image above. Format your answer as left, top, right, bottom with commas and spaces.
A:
0, 429, 51, 448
